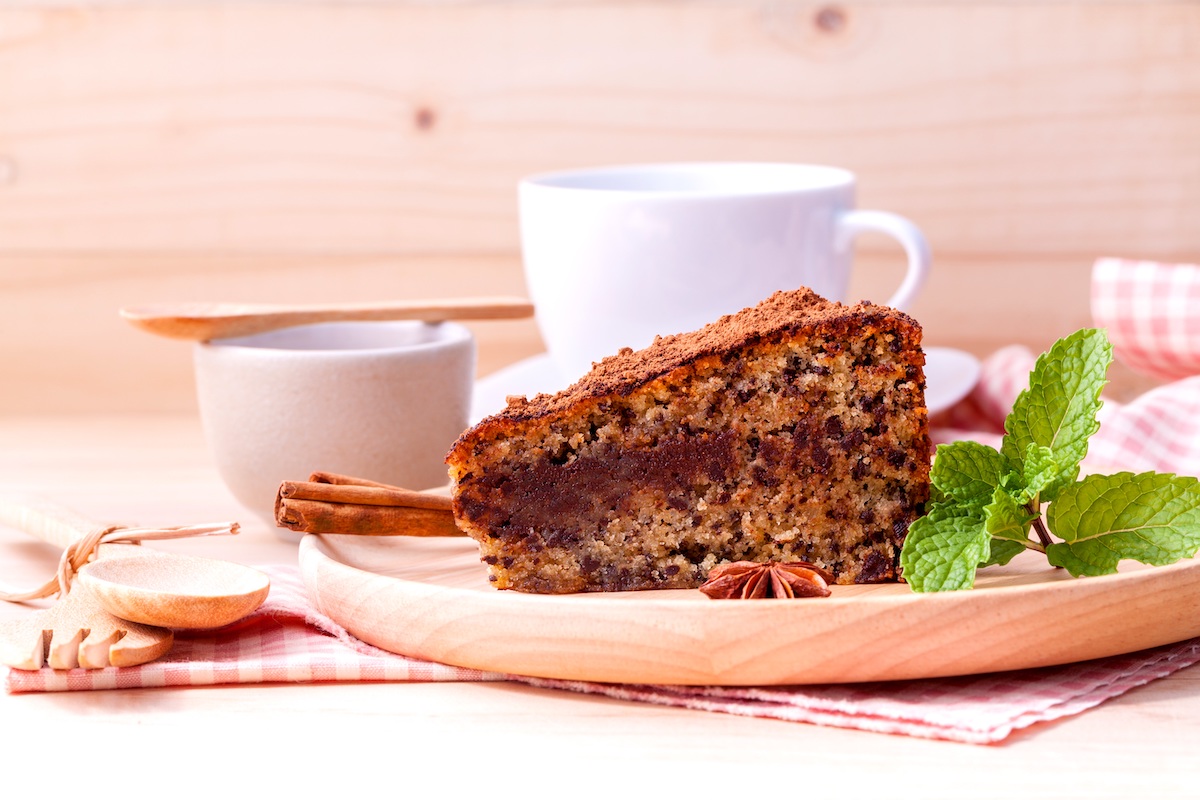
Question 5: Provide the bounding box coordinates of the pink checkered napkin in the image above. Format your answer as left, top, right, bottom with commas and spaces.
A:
522, 640, 1200, 744
1092, 257, 1200, 382
8, 565, 1199, 745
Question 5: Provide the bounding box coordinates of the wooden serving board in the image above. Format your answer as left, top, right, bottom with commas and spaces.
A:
299, 533, 1200, 686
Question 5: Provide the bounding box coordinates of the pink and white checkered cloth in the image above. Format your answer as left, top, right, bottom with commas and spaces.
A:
7, 257, 1200, 744
1093, 257, 1200, 382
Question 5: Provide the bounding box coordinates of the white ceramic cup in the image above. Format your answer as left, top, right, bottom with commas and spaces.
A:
194, 321, 476, 532
519, 162, 931, 380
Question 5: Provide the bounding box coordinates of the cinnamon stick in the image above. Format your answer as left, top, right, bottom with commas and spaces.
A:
274, 472, 463, 537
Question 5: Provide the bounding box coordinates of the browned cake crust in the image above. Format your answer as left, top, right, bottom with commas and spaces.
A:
447, 288, 931, 594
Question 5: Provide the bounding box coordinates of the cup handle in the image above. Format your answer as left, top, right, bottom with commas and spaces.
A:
835, 210, 931, 311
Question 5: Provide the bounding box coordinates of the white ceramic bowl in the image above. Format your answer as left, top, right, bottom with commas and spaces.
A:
194, 321, 476, 532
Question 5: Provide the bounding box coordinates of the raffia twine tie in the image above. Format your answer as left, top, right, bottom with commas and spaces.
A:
0, 522, 240, 604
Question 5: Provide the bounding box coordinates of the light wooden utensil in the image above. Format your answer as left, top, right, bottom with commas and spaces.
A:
76, 552, 271, 630
120, 296, 535, 341
0, 497, 269, 670
0, 571, 175, 670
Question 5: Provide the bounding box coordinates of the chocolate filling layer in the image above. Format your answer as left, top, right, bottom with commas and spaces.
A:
460, 431, 738, 545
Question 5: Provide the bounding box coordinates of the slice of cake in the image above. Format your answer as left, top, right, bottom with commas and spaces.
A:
446, 288, 931, 594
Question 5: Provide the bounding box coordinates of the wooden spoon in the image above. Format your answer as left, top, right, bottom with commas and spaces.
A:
0, 497, 269, 670
120, 296, 535, 341
76, 551, 270, 631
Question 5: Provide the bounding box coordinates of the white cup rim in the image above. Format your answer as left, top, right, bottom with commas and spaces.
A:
521, 162, 856, 197
199, 320, 474, 356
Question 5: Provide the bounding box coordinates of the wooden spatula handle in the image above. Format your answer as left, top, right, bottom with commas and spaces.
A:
121, 295, 535, 341
0, 495, 97, 550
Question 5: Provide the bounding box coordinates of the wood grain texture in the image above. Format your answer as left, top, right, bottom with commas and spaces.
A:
1, 0, 1195, 412
0, 2, 1195, 255
0, 250, 1167, 413
300, 531, 1200, 685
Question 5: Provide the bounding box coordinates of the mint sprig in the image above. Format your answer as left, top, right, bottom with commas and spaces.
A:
1001, 328, 1109, 498
900, 328, 1200, 591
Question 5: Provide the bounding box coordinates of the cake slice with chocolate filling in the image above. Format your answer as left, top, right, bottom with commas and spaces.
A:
446, 288, 931, 594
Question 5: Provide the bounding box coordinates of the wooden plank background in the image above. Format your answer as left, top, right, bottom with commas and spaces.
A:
1, 0, 1196, 413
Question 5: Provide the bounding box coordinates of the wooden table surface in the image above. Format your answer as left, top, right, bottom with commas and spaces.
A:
1, 413, 1198, 794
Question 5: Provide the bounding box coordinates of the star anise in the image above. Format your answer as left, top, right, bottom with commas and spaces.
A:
698, 561, 833, 599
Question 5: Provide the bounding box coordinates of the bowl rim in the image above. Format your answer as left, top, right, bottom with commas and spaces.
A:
196, 320, 475, 356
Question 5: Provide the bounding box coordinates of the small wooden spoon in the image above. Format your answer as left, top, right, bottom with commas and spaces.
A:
77, 551, 270, 630
120, 296, 535, 341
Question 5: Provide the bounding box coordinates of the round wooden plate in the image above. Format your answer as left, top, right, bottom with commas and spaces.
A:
299, 533, 1200, 685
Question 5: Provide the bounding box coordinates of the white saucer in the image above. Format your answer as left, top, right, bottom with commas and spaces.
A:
473, 346, 981, 423
922, 346, 982, 416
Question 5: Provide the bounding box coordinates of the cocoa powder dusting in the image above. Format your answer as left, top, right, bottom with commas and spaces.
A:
450, 289, 919, 451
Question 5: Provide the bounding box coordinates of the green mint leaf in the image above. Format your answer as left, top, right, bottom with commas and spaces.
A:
900, 502, 990, 591
979, 487, 1036, 567
1019, 443, 1071, 503
1001, 328, 1111, 481
984, 486, 1037, 543
998, 470, 1027, 495
930, 441, 1012, 503
981, 539, 1026, 568
1045, 472, 1200, 576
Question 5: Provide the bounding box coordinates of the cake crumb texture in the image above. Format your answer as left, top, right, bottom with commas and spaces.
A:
447, 288, 931, 594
